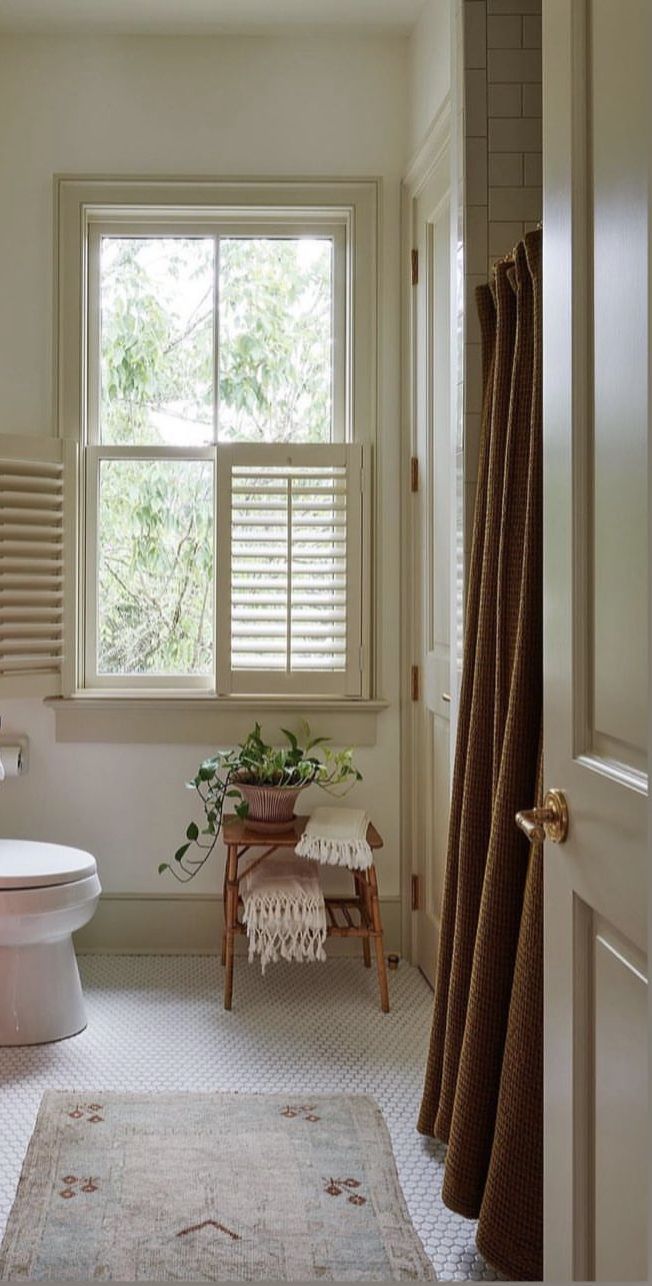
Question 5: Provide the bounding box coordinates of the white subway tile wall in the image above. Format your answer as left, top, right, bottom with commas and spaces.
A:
489, 151, 523, 186
487, 15, 523, 48
522, 14, 542, 46
466, 136, 489, 203
462, 0, 542, 575
522, 81, 542, 116
465, 1, 488, 68
487, 81, 522, 116
488, 114, 542, 151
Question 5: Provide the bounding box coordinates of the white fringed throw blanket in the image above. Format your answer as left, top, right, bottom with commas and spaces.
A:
295, 806, 373, 870
241, 854, 327, 973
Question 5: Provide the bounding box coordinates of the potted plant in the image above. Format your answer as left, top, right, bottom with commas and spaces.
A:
159, 721, 362, 883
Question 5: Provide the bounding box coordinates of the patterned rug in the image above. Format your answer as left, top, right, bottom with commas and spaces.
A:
0, 1091, 436, 1281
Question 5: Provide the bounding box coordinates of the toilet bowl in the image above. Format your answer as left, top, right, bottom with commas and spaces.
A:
0, 841, 101, 1046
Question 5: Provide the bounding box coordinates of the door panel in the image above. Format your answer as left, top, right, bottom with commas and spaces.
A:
543, 1, 648, 1279
593, 926, 647, 1283
590, 0, 648, 770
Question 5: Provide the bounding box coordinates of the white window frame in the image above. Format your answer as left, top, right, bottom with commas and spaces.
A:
55, 177, 378, 709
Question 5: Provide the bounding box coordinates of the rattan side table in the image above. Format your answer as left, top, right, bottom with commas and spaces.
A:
221, 814, 388, 1013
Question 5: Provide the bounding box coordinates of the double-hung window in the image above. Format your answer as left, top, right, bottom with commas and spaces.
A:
57, 182, 377, 703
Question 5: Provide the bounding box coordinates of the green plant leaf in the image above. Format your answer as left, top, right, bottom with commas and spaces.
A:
174, 843, 190, 862
158, 862, 169, 874
186, 821, 199, 841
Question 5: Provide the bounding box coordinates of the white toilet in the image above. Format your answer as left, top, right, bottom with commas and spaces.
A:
0, 840, 101, 1046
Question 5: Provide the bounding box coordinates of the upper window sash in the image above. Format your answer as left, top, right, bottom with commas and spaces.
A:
85, 217, 349, 450
57, 178, 378, 456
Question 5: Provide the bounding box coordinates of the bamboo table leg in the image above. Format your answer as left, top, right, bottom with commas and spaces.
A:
354, 870, 371, 967
224, 844, 238, 1010
221, 860, 228, 966
368, 864, 389, 1013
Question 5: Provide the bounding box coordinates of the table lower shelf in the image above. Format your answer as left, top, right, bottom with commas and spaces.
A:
229, 894, 383, 940
222, 871, 390, 1013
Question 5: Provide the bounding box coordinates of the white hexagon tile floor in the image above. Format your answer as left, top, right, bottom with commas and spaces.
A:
0, 954, 502, 1282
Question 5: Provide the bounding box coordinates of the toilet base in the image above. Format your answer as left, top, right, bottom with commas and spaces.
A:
0, 937, 88, 1046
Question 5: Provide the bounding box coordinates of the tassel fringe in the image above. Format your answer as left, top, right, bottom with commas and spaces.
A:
294, 834, 373, 871
242, 891, 327, 974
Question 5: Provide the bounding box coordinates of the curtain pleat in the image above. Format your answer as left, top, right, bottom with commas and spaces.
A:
418, 228, 543, 1281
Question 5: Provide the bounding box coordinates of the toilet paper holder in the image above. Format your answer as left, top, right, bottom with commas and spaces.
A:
0, 736, 28, 777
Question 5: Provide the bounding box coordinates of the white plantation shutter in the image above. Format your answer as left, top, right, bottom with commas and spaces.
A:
0, 435, 75, 697
217, 443, 367, 696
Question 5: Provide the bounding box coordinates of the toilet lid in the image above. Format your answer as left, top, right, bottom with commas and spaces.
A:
0, 840, 97, 889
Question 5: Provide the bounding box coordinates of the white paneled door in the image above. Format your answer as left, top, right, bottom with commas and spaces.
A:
542, 1, 648, 1280
409, 147, 452, 988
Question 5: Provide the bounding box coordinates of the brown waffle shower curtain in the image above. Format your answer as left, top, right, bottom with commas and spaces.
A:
418, 228, 543, 1281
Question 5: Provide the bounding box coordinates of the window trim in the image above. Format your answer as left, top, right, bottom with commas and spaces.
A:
55, 176, 379, 709
44, 694, 389, 746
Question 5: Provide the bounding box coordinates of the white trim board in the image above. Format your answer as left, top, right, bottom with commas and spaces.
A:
74, 892, 402, 956
403, 95, 452, 198
46, 696, 387, 744
399, 104, 454, 965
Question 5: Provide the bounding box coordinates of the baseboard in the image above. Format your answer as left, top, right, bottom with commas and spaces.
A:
74, 893, 402, 957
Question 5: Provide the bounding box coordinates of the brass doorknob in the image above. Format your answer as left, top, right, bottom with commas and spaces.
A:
515, 788, 569, 844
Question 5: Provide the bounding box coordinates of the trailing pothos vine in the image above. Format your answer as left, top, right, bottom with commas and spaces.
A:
159, 722, 362, 883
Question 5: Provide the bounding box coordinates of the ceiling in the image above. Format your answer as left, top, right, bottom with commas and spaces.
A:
0, 0, 426, 36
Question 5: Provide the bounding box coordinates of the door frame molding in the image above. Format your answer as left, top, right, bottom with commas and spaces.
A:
400, 96, 453, 964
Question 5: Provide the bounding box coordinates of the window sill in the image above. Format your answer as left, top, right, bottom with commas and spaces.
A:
44, 694, 389, 746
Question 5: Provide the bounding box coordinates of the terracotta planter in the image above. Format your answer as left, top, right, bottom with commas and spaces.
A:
235, 782, 305, 833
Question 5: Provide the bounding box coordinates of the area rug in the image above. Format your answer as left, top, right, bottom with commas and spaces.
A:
0, 1091, 436, 1281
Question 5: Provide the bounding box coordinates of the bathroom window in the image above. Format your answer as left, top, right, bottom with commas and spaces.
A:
58, 182, 375, 703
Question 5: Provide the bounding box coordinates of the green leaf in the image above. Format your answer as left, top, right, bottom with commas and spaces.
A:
158, 862, 169, 874
186, 822, 199, 841
174, 843, 190, 862
281, 727, 298, 751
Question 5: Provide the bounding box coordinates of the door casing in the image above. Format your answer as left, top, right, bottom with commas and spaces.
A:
401, 98, 458, 972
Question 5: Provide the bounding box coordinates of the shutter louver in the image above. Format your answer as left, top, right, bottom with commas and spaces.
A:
218, 444, 365, 696
0, 435, 73, 697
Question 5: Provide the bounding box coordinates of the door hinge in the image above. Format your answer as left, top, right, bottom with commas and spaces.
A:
411, 248, 419, 286
411, 874, 421, 911
410, 664, 419, 702
410, 456, 419, 492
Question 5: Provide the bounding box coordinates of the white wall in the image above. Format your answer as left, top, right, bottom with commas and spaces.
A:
408, 0, 451, 158
0, 34, 408, 915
